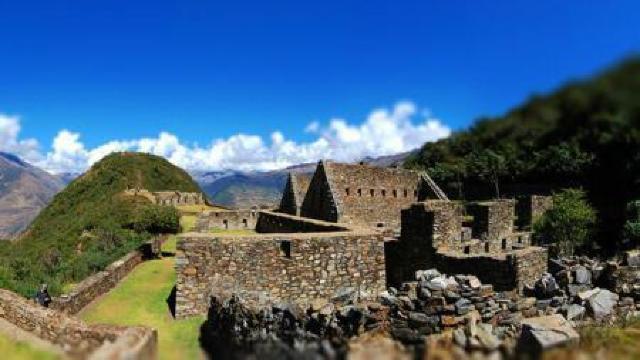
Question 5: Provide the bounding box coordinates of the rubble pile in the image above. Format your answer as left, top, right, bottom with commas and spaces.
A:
528, 256, 640, 323
198, 258, 640, 359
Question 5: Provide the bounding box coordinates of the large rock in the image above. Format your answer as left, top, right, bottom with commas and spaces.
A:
415, 269, 440, 281
624, 250, 640, 267
587, 289, 619, 320
519, 314, 580, 352
535, 273, 559, 298
574, 266, 592, 285
565, 304, 586, 321
425, 276, 448, 291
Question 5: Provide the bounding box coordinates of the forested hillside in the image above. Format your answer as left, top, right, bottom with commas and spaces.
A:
406, 58, 640, 253
0, 152, 202, 296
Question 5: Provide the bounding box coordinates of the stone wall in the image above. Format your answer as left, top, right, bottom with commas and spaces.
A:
175, 228, 386, 318
256, 210, 348, 233
468, 200, 515, 243
300, 161, 340, 223
123, 188, 205, 206
434, 247, 547, 291
388, 199, 546, 291
0, 289, 157, 359
51, 247, 145, 315
516, 195, 553, 229
195, 209, 259, 231
605, 264, 640, 294
278, 173, 312, 216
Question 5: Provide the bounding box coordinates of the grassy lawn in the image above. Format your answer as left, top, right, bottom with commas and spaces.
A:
0, 333, 59, 360
80, 236, 204, 360
544, 317, 640, 359
180, 214, 198, 232
209, 228, 256, 235
175, 204, 225, 213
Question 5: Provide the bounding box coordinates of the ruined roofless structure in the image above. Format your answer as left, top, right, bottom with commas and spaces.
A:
298, 160, 441, 229
279, 173, 313, 216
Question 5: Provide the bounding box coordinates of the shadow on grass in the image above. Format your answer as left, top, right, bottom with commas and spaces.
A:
166, 285, 177, 318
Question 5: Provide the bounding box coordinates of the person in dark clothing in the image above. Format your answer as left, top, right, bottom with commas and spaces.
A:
34, 284, 51, 307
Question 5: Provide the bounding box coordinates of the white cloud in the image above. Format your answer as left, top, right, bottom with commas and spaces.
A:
1, 101, 451, 174
0, 114, 42, 163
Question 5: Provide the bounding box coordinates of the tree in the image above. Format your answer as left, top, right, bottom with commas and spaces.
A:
622, 200, 640, 248
534, 189, 597, 256
467, 149, 507, 198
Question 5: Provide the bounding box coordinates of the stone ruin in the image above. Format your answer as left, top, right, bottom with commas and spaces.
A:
294, 160, 434, 229
279, 172, 312, 216
123, 187, 206, 206
175, 160, 554, 321
175, 211, 387, 318
386, 199, 548, 292
195, 209, 259, 231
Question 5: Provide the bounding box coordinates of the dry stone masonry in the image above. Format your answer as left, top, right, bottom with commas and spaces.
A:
0, 289, 157, 359
278, 172, 312, 216
300, 161, 433, 229
195, 209, 259, 231
175, 212, 386, 318
123, 188, 205, 206
387, 198, 548, 291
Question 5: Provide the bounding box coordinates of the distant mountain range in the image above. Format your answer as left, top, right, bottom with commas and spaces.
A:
0, 150, 414, 237
193, 151, 414, 208
0, 152, 65, 239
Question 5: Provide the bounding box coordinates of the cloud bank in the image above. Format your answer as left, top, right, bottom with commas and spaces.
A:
0, 101, 450, 174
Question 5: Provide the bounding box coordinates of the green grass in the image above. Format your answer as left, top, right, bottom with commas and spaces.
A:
209, 228, 256, 235
80, 236, 204, 360
544, 317, 640, 360
175, 204, 224, 213
180, 215, 197, 232
0, 333, 59, 360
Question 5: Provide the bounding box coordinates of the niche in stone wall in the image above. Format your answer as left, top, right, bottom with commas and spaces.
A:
370, 189, 374, 197
279, 240, 292, 259
357, 189, 362, 196
381, 189, 386, 197
242, 219, 248, 228
501, 239, 507, 250
223, 219, 228, 229
345, 188, 350, 196
393, 189, 398, 198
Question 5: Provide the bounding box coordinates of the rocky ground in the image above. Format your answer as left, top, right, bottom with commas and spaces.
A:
199, 253, 640, 359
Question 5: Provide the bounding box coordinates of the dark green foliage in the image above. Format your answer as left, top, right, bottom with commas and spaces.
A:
0, 152, 200, 297
405, 57, 640, 253
534, 189, 597, 257
127, 205, 181, 234
623, 201, 640, 248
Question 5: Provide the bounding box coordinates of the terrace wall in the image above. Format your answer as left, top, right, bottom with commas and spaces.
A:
195, 209, 259, 232
175, 213, 386, 318
0, 289, 157, 359
50, 247, 146, 315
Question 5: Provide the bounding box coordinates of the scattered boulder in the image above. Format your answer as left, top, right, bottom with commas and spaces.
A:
586, 289, 619, 320
519, 314, 580, 352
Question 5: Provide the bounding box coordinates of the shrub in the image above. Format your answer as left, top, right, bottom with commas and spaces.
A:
128, 205, 180, 234
534, 188, 597, 256
623, 200, 640, 248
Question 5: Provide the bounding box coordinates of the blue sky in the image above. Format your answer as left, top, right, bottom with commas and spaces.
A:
0, 1, 639, 172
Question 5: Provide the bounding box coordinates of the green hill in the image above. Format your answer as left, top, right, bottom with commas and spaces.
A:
406, 57, 640, 253
0, 152, 202, 296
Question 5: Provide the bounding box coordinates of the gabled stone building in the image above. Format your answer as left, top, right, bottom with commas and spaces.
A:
299, 160, 431, 229
278, 173, 312, 216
